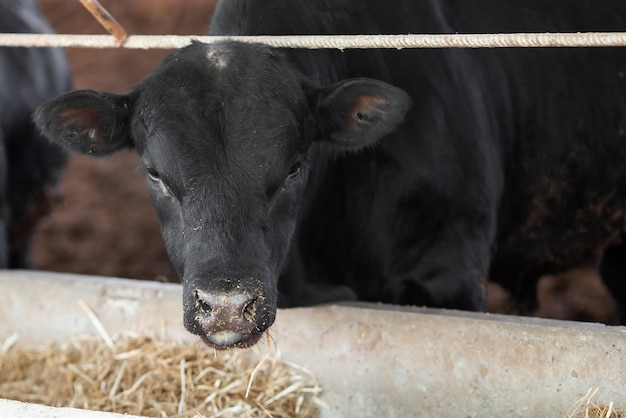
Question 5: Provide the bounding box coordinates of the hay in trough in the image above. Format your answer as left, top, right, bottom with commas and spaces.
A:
0, 332, 321, 417
566, 388, 626, 418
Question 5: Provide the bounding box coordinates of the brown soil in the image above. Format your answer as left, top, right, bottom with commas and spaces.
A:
31, 0, 617, 323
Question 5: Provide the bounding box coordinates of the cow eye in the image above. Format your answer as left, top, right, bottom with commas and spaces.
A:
145, 167, 177, 199
288, 162, 301, 177
146, 167, 161, 182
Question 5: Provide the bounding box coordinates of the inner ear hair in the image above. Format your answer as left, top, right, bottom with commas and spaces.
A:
315, 78, 411, 151
34, 89, 133, 156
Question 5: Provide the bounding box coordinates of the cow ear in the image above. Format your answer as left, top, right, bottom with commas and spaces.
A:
33, 89, 133, 156
313, 78, 410, 150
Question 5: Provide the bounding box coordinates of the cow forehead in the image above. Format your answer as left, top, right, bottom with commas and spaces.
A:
137, 41, 306, 106
132, 43, 308, 189
134, 87, 303, 165
206, 47, 229, 70
134, 41, 308, 145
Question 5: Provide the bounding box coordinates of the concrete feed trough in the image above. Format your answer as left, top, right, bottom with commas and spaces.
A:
0, 270, 624, 417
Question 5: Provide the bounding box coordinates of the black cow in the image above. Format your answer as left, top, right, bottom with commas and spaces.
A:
35, 0, 626, 348
0, 0, 71, 268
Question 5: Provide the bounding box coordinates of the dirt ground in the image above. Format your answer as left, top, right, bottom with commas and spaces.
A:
30, 0, 617, 323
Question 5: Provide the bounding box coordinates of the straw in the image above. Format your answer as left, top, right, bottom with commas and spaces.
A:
566, 388, 625, 418
0, 333, 321, 417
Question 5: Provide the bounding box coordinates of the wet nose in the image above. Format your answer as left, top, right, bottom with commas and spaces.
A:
191, 288, 263, 348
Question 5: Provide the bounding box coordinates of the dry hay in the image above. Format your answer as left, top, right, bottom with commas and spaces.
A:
0, 332, 321, 417
566, 388, 626, 418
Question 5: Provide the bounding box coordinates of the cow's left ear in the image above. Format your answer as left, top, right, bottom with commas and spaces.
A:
313, 78, 410, 150
33, 89, 133, 157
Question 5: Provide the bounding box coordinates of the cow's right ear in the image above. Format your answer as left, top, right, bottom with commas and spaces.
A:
33, 89, 133, 156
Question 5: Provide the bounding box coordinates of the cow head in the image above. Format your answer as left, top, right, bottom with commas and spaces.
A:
34, 41, 410, 349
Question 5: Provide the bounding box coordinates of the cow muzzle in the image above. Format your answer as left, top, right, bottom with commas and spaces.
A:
184, 285, 273, 349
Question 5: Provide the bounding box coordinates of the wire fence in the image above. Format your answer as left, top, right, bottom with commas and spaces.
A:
1, 32, 626, 50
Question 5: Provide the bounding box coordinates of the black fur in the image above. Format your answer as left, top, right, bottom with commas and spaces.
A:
35, 0, 626, 347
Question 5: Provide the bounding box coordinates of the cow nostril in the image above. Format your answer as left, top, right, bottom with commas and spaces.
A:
242, 297, 257, 322
194, 289, 212, 313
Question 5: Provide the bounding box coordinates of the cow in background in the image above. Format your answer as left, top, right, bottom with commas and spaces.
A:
36, 0, 626, 348
0, 0, 72, 267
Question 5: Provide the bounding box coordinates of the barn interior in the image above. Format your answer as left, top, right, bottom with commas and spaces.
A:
0, 1, 624, 417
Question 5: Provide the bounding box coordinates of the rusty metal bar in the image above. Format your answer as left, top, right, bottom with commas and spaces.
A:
78, 0, 128, 45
